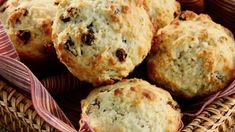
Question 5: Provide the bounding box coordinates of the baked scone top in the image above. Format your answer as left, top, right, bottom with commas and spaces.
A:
52, 0, 153, 86
142, 0, 181, 33
148, 11, 235, 99
80, 79, 181, 132
0, 0, 58, 61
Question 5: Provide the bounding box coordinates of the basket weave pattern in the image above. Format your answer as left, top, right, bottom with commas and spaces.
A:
0, 80, 55, 132
183, 95, 235, 131
1, 78, 235, 131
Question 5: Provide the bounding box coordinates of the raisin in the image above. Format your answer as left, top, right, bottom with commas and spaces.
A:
54, 2, 59, 5
22, 9, 28, 16
174, 12, 178, 18
114, 8, 120, 15
87, 23, 94, 33
64, 38, 74, 47
67, 7, 77, 17
85, 98, 101, 115
0, 6, 8, 13
90, 98, 100, 109
122, 39, 127, 43
116, 48, 127, 62
60, 15, 70, 23
81, 32, 95, 46
215, 71, 224, 82
16, 30, 31, 44
64, 37, 78, 56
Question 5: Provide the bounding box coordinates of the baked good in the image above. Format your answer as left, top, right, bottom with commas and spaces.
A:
142, 0, 181, 33
0, 0, 14, 25
0, 0, 59, 61
148, 11, 235, 99
79, 79, 181, 132
52, 0, 153, 86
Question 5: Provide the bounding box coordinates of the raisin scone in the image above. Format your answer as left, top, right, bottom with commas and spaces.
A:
79, 79, 181, 132
52, 0, 153, 86
141, 0, 181, 33
0, 0, 60, 62
148, 11, 235, 99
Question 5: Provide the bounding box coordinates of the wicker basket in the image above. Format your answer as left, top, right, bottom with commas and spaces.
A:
1, 78, 235, 132
0, 80, 55, 132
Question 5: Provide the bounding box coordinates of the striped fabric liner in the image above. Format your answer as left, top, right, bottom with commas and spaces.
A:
41, 72, 81, 94
0, 21, 77, 131
0, 0, 5, 6
0, 22, 19, 60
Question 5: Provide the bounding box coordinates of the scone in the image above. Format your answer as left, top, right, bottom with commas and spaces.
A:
52, 0, 153, 86
79, 79, 181, 132
148, 11, 235, 99
0, 0, 59, 62
141, 0, 181, 33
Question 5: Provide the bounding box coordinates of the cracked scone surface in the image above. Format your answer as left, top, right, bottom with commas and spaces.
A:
52, 0, 153, 85
148, 11, 235, 99
0, 0, 59, 61
142, 0, 180, 32
80, 79, 181, 132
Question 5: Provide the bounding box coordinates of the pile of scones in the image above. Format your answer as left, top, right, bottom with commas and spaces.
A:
1, 0, 235, 131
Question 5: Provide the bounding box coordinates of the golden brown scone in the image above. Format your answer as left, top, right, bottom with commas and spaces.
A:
141, 0, 181, 33
79, 79, 181, 132
148, 11, 235, 99
0, 0, 60, 62
52, 0, 153, 86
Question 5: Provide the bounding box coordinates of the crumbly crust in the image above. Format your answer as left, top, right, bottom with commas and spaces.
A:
0, 0, 59, 61
52, 0, 153, 86
148, 11, 235, 99
80, 79, 181, 132
142, 0, 181, 33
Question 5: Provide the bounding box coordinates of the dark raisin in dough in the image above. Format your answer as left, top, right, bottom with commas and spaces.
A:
22, 9, 28, 16
60, 15, 70, 22
0, 6, 8, 13
54, 2, 59, 5
116, 48, 127, 62
64, 37, 78, 56
85, 98, 101, 115
67, 7, 77, 17
215, 71, 224, 82
16, 30, 31, 44
122, 39, 127, 43
174, 12, 178, 18
87, 23, 94, 33
81, 32, 95, 46
114, 8, 120, 15
90, 98, 100, 109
